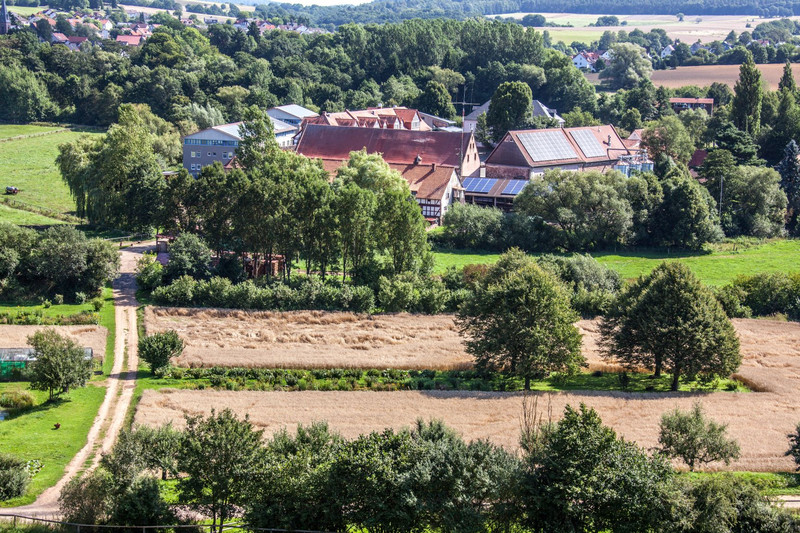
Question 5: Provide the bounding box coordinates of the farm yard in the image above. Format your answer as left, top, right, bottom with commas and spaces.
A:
586, 63, 800, 90
134, 315, 800, 472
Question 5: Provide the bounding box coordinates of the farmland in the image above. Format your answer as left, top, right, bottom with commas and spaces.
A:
0, 125, 104, 222
586, 63, 800, 90
433, 238, 800, 285
497, 13, 779, 45
145, 307, 472, 370
0, 204, 65, 226
134, 316, 800, 472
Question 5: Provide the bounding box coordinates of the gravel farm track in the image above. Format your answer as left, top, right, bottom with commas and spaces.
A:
3, 244, 147, 518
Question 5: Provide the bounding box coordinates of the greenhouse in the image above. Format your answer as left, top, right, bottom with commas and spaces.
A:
0, 348, 93, 379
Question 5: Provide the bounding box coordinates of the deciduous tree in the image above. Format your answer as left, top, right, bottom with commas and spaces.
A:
659, 402, 741, 471
601, 262, 741, 390
27, 329, 93, 401
731, 53, 763, 136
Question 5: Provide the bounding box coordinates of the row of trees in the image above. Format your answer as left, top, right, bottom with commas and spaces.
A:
58, 404, 800, 532
457, 250, 741, 391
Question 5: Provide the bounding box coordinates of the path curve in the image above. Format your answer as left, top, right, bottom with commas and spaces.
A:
6, 244, 148, 518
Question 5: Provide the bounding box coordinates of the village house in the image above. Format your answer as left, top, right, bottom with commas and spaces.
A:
294, 124, 483, 223
661, 44, 675, 58
670, 97, 714, 115
116, 34, 142, 46
463, 99, 564, 134
182, 117, 297, 177
571, 51, 600, 71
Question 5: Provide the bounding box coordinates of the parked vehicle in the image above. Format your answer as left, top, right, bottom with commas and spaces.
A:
5, 186, 19, 195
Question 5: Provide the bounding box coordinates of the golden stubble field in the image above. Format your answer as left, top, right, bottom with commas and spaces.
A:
0, 325, 108, 361
587, 63, 800, 90
136, 310, 800, 471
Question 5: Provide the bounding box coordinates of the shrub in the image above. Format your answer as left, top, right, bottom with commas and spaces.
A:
788, 423, 800, 471
731, 272, 800, 317
138, 331, 184, 372
54, 294, 64, 305
378, 275, 418, 312
0, 454, 30, 501
439, 203, 504, 250
42, 299, 51, 309
658, 402, 741, 471
74, 291, 87, 304
91, 297, 104, 311
152, 275, 197, 306
346, 285, 375, 313
135, 253, 164, 291
415, 280, 449, 314
713, 284, 752, 318
0, 390, 35, 410
194, 276, 233, 308
165, 233, 211, 282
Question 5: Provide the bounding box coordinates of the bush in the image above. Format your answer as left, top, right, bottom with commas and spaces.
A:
439, 203, 504, 250
713, 284, 752, 318
74, 291, 87, 304
138, 331, 184, 372
152, 275, 197, 306
731, 272, 800, 318
54, 294, 64, 305
91, 297, 104, 311
658, 402, 740, 471
0, 390, 35, 409
135, 253, 164, 291
0, 454, 30, 501
378, 275, 418, 312
165, 233, 211, 282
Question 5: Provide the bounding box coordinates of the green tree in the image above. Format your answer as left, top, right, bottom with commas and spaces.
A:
178, 409, 265, 533
514, 169, 634, 250
441, 202, 503, 249
599, 42, 654, 90
601, 262, 741, 390
659, 402, 741, 471
710, 166, 787, 238
456, 250, 583, 389
335, 182, 376, 282
376, 187, 431, 275
486, 81, 533, 142
520, 404, 676, 533
652, 167, 722, 249
778, 139, 800, 234
641, 115, 696, 165
416, 80, 456, 119
678, 108, 709, 147
788, 423, 800, 470
165, 233, 211, 281
731, 53, 763, 136
779, 60, 796, 92
0, 65, 58, 123
236, 105, 278, 170
27, 329, 93, 401
138, 331, 184, 372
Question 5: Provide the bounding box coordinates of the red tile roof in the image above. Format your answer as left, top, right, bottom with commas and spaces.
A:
670, 97, 714, 105
689, 149, 708, 168
116, 34, 142, 46
296, 124, 471, 169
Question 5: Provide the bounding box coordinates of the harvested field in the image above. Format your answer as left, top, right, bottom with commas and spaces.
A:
135, 317, 800, 472
0, 325, 108, 361
586, 63, 800, 91
145, 307, 472, 370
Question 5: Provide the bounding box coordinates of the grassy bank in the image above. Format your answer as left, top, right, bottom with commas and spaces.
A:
0, 384, 106, 507
432, 239, 800, 286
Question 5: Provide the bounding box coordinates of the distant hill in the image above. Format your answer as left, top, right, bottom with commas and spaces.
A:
253, 0, 799, 27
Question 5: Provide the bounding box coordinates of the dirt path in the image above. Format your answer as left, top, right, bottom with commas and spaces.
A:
7, 244, 148, 518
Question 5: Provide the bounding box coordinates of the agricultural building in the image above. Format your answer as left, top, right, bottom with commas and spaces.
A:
295, 124, 481, 223
478, 125, 652, 209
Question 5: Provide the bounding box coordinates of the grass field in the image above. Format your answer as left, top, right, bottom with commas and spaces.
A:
0, 204, 65, 226
0, 126, 103, 217
0, 125, 64, 140
0, 384, 106, 507
6, 5, 45, 15
432, 239, 800, 286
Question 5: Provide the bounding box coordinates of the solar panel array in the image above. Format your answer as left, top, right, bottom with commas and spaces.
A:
517, 130, 578, 162
570, 129, 607, 158
462, 177, 498, 194
502, 180, 528, 196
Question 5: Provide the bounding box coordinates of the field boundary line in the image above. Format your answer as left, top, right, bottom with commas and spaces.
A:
0, 128, 69, 143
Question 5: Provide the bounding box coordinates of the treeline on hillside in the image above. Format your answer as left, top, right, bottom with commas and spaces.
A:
0, 18, 595, 128
52, 405, 800, 532
251, 0, 800, 27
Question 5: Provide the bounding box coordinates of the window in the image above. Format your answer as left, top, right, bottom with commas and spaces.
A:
190, 151, 196, 158
207, 152, 211, 156
190, 164, 196, 170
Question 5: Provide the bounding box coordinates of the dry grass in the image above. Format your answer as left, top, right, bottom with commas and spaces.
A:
0, 325, 108, 361
135, 317, 800, 472
145, 307, 472, 370
587, 64, 800, 91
